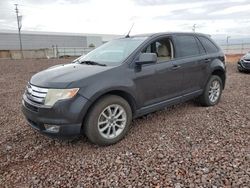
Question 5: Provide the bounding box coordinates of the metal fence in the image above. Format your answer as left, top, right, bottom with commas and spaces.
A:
2, 43, 250, 59
53, 47, 95, 58
220, 43, 250, 54
0, 47, 95, 59
55, 44, 250, 57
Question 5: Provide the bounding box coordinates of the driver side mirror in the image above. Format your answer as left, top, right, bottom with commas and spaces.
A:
135, 53, 157, 66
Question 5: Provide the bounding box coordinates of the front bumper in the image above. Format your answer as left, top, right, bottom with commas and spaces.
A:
22, 94, 90, 137
238, 60, 250, 71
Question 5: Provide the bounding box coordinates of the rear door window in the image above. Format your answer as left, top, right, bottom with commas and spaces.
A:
175, 35, 200, 57
198, 36, 218, 53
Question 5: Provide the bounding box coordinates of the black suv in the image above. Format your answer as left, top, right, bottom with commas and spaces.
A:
22, 32, 226, 145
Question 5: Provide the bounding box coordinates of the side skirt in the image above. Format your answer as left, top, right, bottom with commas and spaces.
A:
134, 90, 203, 118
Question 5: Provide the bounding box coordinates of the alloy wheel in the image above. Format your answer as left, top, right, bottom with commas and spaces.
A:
208, 80, 221, 103
97, 104, 127, 139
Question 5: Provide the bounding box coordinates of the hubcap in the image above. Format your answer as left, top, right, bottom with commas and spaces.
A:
208, 80, 221, 103
97, 104, 127, 139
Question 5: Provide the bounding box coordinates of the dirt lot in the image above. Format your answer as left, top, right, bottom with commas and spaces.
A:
226, 54, 242, 64
0, 59, 249, 187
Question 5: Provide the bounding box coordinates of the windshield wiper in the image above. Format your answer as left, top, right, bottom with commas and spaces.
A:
78, 60, 107, 66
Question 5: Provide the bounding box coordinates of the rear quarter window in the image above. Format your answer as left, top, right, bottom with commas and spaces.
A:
198, 36, 218, 53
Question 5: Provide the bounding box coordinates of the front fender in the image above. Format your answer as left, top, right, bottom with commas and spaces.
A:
77, 69, 136, 102
76, 85, 137, 125
84, 85, 137, 104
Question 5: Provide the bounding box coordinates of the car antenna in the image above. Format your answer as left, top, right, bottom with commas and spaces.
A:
125, 23, 134, 38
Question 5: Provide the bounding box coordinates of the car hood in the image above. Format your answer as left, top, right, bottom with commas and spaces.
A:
30, 63, 112, 88
243, 54, 250, 60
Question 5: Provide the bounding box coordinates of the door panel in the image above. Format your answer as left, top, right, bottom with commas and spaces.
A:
173, 56, 207, 95
133, 61, 182, 108
173, 34, 209, 95
133, 65, 158, 107
133, 36, 183, 108
154, 61, 183, 102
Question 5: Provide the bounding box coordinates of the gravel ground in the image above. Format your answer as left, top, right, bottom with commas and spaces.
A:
0, 59, 249, 187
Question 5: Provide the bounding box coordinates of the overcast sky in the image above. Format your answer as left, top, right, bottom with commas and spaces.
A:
0, 0, 250, 37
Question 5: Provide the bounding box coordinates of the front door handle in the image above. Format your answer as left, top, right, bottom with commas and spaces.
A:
172, 64, 181, 70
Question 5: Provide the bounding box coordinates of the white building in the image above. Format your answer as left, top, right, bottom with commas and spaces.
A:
0, 30, 121, 50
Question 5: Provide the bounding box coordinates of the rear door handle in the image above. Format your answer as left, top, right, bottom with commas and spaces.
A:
172, 64, 181, 70
204, 58, 211, 63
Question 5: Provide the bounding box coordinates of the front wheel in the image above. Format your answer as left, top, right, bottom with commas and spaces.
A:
238, 66, 244, 72
84, 95, 132, 146
198, 75, 223, 106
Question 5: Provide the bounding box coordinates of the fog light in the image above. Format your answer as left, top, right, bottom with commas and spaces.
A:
44, 124, 60, 133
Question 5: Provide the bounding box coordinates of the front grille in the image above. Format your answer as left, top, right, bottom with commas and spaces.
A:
243, 59, 250, 65
243, 63, 250, 68
25, 83, 48, 104
24, 100, 38, 112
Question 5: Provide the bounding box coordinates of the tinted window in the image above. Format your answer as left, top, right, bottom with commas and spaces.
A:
198, 36, 218, 53
195, 37, 206, 54
176, 35, 200, 57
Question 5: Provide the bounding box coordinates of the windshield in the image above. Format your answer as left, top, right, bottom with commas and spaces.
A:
74, 37, 147, 66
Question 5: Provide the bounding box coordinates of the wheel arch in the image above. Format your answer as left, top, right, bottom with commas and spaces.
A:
211, 68, 226, 89
208, 58, 226, 89
100, 90, 137, 115
80, 89, 137, 131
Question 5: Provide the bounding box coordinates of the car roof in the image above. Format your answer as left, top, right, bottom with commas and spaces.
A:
131, 32, 210, 38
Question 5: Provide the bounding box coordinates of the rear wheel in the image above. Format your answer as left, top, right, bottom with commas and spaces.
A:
198, 75, 222, 106
84, 95, 132, 146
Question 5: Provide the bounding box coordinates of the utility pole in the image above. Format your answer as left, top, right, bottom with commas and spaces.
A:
192, 24, 196, 32
226, 36, 231, 54
15, 4, 23, 59
226, 36, 231, 44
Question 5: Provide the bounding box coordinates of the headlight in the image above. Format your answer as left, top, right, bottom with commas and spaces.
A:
44, 88, 79, 106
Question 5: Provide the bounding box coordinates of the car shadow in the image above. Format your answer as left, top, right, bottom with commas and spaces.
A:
34, 100, 202, 149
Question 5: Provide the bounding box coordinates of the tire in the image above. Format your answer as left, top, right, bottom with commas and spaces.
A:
238, 62, 246, 72
238, 66, 244, 72
84, 95, 132, 146
198, 75, 223, 107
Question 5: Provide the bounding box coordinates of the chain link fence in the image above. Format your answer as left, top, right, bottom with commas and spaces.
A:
2, 43, 250, 59
220, 43, 250, 54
